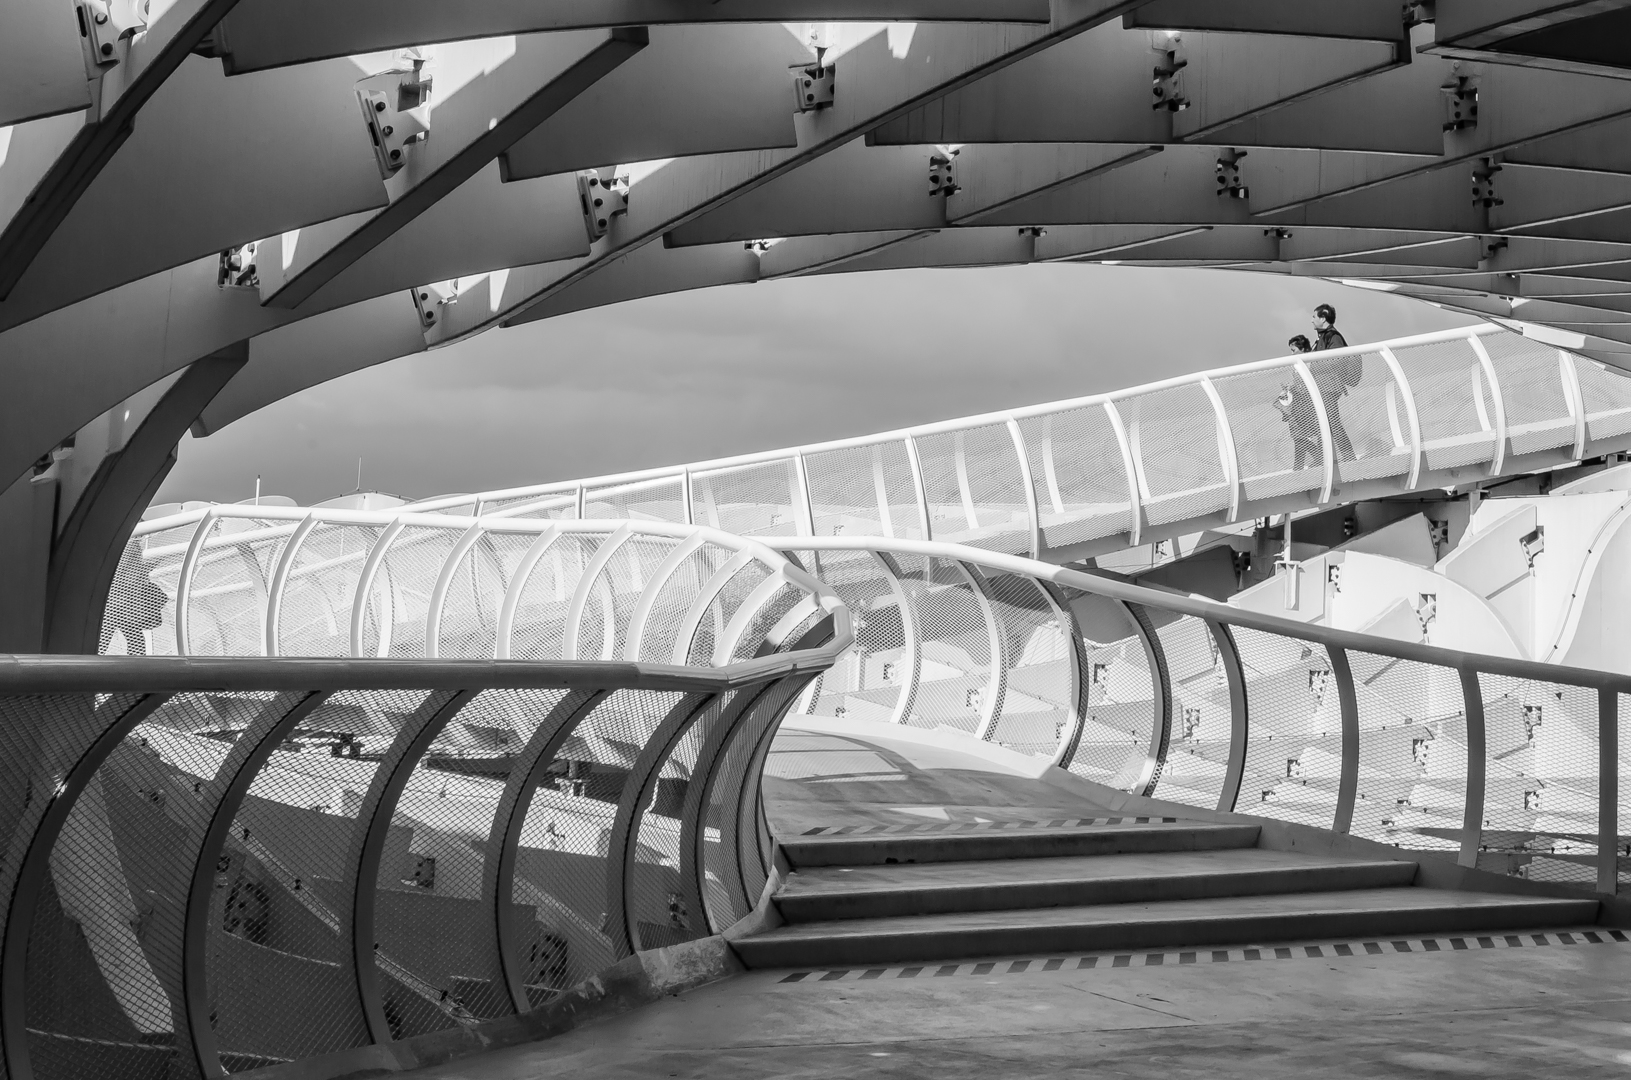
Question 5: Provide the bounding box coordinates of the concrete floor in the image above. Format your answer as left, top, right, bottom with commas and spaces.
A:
409, 931, 1631, 1078
411, 723, 1631, 1078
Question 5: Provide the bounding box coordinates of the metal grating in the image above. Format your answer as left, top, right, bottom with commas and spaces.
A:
1120, 384, 1229, 528
1344, 652, 1464, 851
1478, 333, 1575, 458
1015, 407, 1133, 551
692, 461, 799, 538
912, 425, 1028, 551
1389, 338, 1497, 473
1059, 595, 1154, 790
1148, 615, 1229, 810
1231, 628, 1339, 830
976, 571, 1068, 758
581, 476, 687, 524
1210, 364, 1324, 507
803, 441, 923, 540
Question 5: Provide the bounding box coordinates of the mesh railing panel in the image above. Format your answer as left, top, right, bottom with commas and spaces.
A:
507, 690, 681, 1010
977, 571, 1069, 758
1121, 384, 1229, 528
1345, 652, 1465, 850
1059, 596, 1153, 789
627, 696, 722, 952
635, 543, 726, 663
803, 441, 923, 541
207, 689, 425, 1070
728, 583, 806, 662
1574, 356, 1631, 447
1210, 364, 1324, 506
184, 518, 296, 656
801, 549, 908, 724
1621, 693, 1631, 890
1016, 407, 1133, 550
1389, 338, 1497, 473
1149, 615, 1230, 809
370, 688, 573, 1037
692, 461, 799, 538
913, 424, 1028, 551
892, 558, 991, 734
581, 476, 686, 524
276, 525, 381, 657
1477, 676, 1599, 889
506, 536, 596, 662
104, 537, 179, 656
1231, 629, 1339, 829
685, 563, 772, 666
361, 527, 458, 659
484, 492, 579, 521
1299, 351, 1412, 483
7, 694, 144, 1080
437, 533, 538, 660
1479, 334, 1575, 458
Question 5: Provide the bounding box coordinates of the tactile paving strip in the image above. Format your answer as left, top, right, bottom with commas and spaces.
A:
800, 816, 1181, 837
775, 928, 1630, 983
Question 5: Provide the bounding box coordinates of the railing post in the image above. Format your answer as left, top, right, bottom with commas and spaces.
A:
1198, 376, 1241, 522
343, 689, 478, 1041
493, 526, 563, 659
1561, 350, 1588, 461
1102, 400, 1143, 546
1005, 416, 1043, 558
174, 508, 221, 655
263, 513, 318, 657
1466, 333, 1508, 476
903, 436, 933, 541
793, 453, 816, 538
1038, 580, 1088, 769
424, 523, 486, 659
1210, 620, 1249, 813
1377, 345, 1422, 489
681, 468, 694, 526
1458, 668, 1487, 869
350, 518, 406, 657
562, 525, 633, 660
874, 551, 921, 726
1124, 602, 1172, 797
1329, 647, 1360, 834
959, 562, 1008, 742
1600, 688, 1619, 896
623, 533, 707, 661
1292, 360, 1334, 503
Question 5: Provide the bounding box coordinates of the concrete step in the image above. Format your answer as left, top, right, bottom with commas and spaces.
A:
736, 889, 1599, 968
776, 849, 1418, 922
782, 822, 1260, 868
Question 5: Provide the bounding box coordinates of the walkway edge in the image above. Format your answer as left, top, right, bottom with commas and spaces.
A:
235, 936, 746, 1080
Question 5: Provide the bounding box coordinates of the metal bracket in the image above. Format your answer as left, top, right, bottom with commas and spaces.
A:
410, 280, 458, 329
792, 54, 835, 112
218, 242, 259, 289
78, 0, 146, 67
929, 149, 959, 198
356, 66, 432, 180
577, 170, 629, 241
1471, 157, 1503, 208
1215, 149, 1249, 200
1443, 75, 1478, 132
1150, 37, 1189, 112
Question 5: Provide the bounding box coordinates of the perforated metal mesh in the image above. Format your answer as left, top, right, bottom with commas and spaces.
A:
1389, 338, 1497, 473
1574, 356, 1631, 447
1058, 595, 1154, 790
1231, 629, 1338, 829
890, 558, 991, 734
104, 537, 180, 656
692, 461, 799, 537
275, 525, 381, 657
913, 425, 1028, 551
1149, 615, 1230, 809
728, 583, 806, 662
506, 535, 595, 662
1016, 407, 1133, 550
975, 571, 1069, 758
505, 689, 681, 1009
627, 695, 720, 953
1296, 351, 1412, 484
204, 690, 426, 1069
685, 563, 772, 666
1119, 385, 1229, 528
803, 441, 922, 540
360, 526, 458, 659
1476, 676, 1599, 889
1620, 693, 1631, 889
1210, 364, 1323, 507
581, 477, 687, 524
1344, 652, 1464, 850
484, 492, 579, 520
183, 518, 300, 656
1479, 334, 1576, 458
798, 550, 908, 725
635, 543, 727, 663
435, 533, 530, 660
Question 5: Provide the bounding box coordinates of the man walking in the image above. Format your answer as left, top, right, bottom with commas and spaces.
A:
1310, 304, 1358, 462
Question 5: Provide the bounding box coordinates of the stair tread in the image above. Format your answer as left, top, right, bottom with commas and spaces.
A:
781, 849, 1414, 897
784, 822, 1261, 866
749, 888, 1598, 943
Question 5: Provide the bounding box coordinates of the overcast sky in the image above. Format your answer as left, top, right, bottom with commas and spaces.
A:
156, 264, 1478, 507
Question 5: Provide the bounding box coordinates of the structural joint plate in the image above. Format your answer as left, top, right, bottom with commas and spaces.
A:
356, 68, 432, 180
578, 170, 629, 241
792, 63, 835, 113
411, 281, 458, 329
78, 0, 146, 67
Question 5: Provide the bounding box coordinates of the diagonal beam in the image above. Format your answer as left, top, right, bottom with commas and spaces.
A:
262, 28, 647, 309
1125, 0, 1409, 40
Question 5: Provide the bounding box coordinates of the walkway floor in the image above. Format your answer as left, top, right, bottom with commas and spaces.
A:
412, 721, 1631, 1078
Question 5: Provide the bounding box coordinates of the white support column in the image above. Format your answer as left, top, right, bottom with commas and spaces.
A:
575, 483, 586, 520
1466, 334, 1508, 476
262, 514, 319, 657
493, 526, 563, 658
1378, 345, 1423, 489
1293, 360, 1335, 503
424, 523, 488, 659
349, 518, 406, 657
903, 436, 933, 541
1560, 349, 1588, 460
953, 432, 981, 530
1102, 401, 1143, 546
1040, 414, 1066, 516
793, 453, 816, 537
1006, 416, 1042, 558
681, 468, 695, 525
1198, 377, 1241, 522
562, 525, 633, 660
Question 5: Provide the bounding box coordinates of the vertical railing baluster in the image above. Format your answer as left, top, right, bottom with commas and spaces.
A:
1330, 646, 1360, 834
1211, 621, 1249, 813
1600, 688, 1619, 896
1458, 668, 1487, 869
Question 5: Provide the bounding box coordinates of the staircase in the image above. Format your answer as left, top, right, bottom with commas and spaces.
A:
732, 821, 1600, 968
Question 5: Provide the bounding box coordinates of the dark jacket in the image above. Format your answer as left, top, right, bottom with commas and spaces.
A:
1316, 326, 1347, 351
